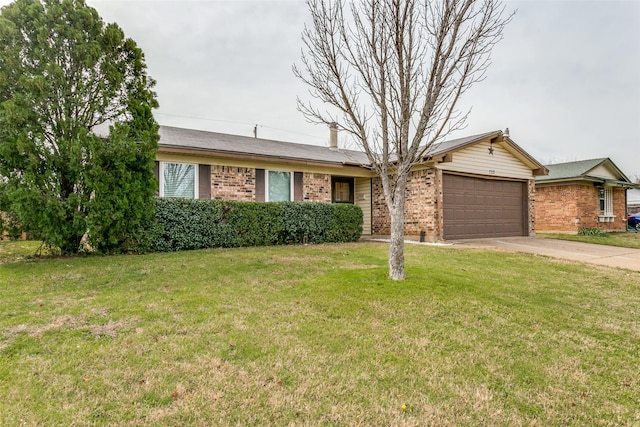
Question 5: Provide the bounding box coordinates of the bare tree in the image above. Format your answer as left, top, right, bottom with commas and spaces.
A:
294, 0, 513, 280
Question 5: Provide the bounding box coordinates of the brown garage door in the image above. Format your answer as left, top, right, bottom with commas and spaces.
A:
443, 174, 526, 239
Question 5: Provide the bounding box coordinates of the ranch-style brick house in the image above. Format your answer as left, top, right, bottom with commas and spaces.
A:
535, 158, 638, 233
155, 126, 547, 241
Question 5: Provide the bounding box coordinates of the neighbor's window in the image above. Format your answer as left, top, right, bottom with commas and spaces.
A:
161, 162, 198, 198
599, 187, 613, 216
266, 170, 293, 201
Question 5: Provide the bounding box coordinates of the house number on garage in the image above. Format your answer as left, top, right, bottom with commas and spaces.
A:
488, 169, 496, 175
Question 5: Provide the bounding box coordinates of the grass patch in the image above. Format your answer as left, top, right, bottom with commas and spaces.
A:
1, 241, 639, 425
540, 231, 640, 249
0, 240, 48, 263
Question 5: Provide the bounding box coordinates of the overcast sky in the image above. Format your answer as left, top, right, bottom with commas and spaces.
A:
2, 0, 639, 177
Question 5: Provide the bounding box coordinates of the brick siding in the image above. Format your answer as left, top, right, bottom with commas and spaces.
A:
535, 184, 627, 232
210, 165, 255, 201
372, 168, 440, 240
208, 168, 332, 203
371, 177, 388, 234
528, 179, 536, 236
303, 173, 331, 202
611, 187, 627, 230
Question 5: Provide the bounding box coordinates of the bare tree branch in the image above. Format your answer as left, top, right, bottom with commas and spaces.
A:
295, 0, 513, 279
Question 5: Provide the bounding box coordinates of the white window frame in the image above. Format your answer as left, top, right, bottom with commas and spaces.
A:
265, 170, 294, 202
598, 186, 614, 222
159, 161, 199, 199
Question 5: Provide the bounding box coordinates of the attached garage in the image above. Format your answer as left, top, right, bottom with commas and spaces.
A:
443, 174, 527, 240
370, 130, 546, 241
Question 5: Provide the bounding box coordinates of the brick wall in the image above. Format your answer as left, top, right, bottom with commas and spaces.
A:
528, 179, 536, 236
405, 169, 438, 237
535, 184, 627, 232
303, 173, 331, 202
535, 185, 582, 231
208, 168, 333, 203
372, 168, 439, 239
610, 188, 627, 231
210, 165, 255, 201
371, 177, 388, 234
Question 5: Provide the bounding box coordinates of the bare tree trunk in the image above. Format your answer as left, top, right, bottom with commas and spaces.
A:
386, 171, 407, 280
388, 199, 406, 281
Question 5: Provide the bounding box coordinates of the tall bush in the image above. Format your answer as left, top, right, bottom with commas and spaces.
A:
0, 0, 158, 254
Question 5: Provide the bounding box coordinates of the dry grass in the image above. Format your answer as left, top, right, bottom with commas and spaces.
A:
1, 241, 639, 426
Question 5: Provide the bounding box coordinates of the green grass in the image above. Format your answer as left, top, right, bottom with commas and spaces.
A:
540, 231, 640, 249
1, 241, 639, 426
0, 239, 49, 262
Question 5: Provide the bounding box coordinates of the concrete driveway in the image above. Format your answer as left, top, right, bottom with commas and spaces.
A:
453, 236, 640, 272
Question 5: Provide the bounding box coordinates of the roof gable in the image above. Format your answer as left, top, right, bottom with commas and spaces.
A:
426, 130, 547, 175
426, 131, 499, 155
537, 158, 636, 187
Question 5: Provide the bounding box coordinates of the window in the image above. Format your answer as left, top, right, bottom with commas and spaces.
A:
266, 170, 293, 201
255, 169, 301, 202
599, 187, 613, 215
160, 162, 198, 198
598, 187, 614, 221
331, 177, 354, 203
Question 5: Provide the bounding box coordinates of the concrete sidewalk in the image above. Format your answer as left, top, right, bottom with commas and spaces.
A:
453, 236, 640, 272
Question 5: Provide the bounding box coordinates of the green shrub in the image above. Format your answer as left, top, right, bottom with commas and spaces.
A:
152, 198, 228, 252
152, 199, 363, 252
327, 203, 364, 242
224, 201, 284, 247
280, 202, 333, 244
577, 227, 608, 237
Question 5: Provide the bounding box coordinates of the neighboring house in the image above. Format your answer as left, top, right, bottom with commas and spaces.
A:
155, 126, 547, 241
535, 158, 638, 232
628, 188, 640, 214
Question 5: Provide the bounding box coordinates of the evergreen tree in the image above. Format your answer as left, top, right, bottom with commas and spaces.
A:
0, 0, 159, 254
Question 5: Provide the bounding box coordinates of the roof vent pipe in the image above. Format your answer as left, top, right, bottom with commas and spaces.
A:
329, 122, 338, 151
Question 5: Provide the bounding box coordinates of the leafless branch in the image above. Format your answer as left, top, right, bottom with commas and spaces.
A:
295, 0, 513, 279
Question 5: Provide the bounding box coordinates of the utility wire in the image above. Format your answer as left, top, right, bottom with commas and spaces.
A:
155, 112, 327, 143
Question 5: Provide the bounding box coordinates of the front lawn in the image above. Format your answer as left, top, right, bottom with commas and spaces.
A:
540, 231, 640, 249
1, 241, 639, 426
0, 239, 48, 263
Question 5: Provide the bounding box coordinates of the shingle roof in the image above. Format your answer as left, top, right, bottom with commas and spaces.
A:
536, 158, 637, 187
157, 126, 545, 174
159, 126, 507, 164
538, 158, 609, 181
158, 126, 370, 165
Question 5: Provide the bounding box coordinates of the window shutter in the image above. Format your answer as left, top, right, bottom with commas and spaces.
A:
255, 169, 265, 202
198, 164, 211, 199
294, 172, 303, 201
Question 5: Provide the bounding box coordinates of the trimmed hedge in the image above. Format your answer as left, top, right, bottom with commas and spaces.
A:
152, 198, 363, 252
